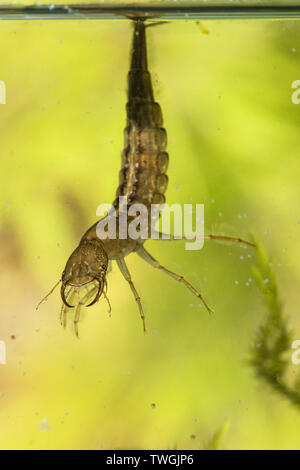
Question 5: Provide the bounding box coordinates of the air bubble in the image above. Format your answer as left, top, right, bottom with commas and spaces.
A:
38, 418, 51, 432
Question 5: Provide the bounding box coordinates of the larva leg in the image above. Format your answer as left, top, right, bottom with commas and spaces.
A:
101, 281, 112, 316
137, 246, 213, 314
103, 290, 112, 316
60, 302, 66, 328
116, 258, 146, 333
82, 285, 98, 305
73, 304, 81, 338
153, 232, 255, 248
73, 285, 99, 337
203, 234, 255, 247
107, 261, 112, 274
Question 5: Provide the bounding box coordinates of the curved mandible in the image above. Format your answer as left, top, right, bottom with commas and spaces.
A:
61, 283, 75, 309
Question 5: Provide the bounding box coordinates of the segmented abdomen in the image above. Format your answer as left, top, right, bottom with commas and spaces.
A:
113, 20, 169, 213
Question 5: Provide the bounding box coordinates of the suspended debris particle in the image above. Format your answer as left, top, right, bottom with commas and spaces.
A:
196, 21, 210, 35
38, 418, 51, 432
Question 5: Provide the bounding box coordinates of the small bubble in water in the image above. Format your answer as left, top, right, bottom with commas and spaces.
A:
38, 418, 51, 432
234, 280, 239, 285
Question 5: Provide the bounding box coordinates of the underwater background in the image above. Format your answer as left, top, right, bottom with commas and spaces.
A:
0, 0, 300, 450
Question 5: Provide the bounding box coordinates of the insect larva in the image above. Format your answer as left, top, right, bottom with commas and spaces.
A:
37, 19, 254, 335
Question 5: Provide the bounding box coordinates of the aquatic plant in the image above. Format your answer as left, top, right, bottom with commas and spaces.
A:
251, 242, 300, 406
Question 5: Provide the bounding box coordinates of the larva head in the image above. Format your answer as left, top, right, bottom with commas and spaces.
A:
61, 238, 108, 308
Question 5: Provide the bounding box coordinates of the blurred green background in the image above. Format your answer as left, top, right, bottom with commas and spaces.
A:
0, 15, 300, 450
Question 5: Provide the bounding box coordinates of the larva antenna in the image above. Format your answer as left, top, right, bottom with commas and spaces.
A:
36, 279, 61, 310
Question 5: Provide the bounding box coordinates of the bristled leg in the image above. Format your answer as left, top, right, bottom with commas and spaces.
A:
137, 245, 214, 314
152, 232, 255, 247
116, 258, 146, 333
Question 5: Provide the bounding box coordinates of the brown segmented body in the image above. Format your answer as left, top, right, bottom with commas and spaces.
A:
37, 18, 254, 335
83, 19, 169, 258
59, 18, 170, 314
114, 19, 169, 211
